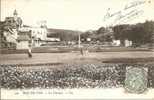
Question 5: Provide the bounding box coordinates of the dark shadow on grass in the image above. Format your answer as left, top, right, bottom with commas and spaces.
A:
102, 57, 154, 64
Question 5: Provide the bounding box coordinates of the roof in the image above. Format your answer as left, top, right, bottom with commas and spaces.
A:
13, 9, 18, 15
18, 30, 31, 34
17, 35, 30, 41
45, 37, 60, 42
5, 17, 22, 23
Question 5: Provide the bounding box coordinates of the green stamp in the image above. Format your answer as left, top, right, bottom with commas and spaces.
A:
125, 67, 148, 94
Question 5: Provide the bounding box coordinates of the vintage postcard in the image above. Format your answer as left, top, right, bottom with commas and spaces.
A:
0, 0, 154, 99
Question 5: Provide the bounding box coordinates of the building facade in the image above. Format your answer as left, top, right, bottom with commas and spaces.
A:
1, 10, 24, 49
16, 30, 31, 49
1, 10, 49, 49
19, 26, 47, 47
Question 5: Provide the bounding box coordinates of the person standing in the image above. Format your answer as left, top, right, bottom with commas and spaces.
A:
28, 44, 32, 58
80, 47, 84, 56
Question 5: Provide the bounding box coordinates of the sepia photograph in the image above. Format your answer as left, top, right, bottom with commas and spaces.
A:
0, 0, 154, 99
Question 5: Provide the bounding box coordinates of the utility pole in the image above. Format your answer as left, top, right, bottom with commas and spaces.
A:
150, 32, 154, 50
78, 31, 81, 48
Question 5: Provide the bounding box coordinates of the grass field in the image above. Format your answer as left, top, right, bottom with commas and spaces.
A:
1, 51, 154, 65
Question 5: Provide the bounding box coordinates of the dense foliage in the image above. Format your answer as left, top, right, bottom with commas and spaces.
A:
81, 21, 154, 46
113, 21, 154, 46
1, 64, 125, 89
1, 64, 154, 89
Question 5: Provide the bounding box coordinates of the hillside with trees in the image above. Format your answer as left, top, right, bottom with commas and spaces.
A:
113, 21, 154, 47
47, 28, 82, 41
80, 20, 154, 47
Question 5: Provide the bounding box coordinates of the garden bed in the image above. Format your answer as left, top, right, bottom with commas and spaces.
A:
0, 64, 154, 89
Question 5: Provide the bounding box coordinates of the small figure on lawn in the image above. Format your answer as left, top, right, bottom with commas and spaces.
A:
85, 47, 89, 55
28, 44, 32, 58
80, 47, 84, 56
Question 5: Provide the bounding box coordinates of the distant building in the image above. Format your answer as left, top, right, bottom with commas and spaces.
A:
45, 37, 60, 42
16, 31, 31, 49
31, 27, 47, 40
86, 38, 91, 42
112, 40, 121, 46
1, 9, 62, 49
112, 39, 132, 47
0, 10, 22, 49
124, 39, 132, 47
1, 9, 29, 49
3, 28, 18, 43
19, 26, 47, 47
4, 9, 22, 29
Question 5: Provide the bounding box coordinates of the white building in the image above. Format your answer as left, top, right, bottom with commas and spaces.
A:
19, 26, 47, 47
112, 40, 121, 46
124, 39, 132, 47
46, 37, 60, 42
31, 27, 47, 41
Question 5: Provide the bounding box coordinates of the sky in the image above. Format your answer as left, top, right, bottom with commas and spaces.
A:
1, 0, 154, 31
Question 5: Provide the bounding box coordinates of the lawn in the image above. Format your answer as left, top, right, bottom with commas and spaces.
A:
0, 51, 154, 65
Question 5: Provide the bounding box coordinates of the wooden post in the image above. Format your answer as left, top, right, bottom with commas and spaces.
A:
78, 32, 81, 48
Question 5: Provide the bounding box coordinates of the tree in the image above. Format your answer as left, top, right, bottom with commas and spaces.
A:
81, 31, 92, 42
143, 21, 154, 43
113, 24, 130, 45
113, 21, 154, 47
95, 27, 113, 42
129, 24, 145, 45
97, 27, 106, 34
